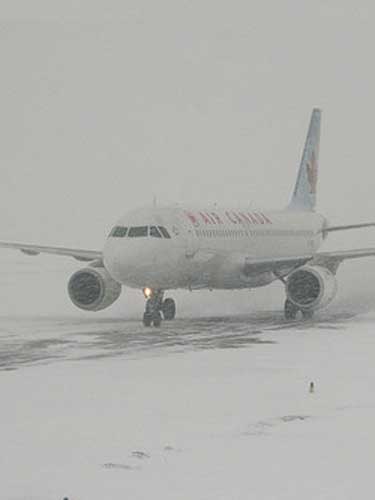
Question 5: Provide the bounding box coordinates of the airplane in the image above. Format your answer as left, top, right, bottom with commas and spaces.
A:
2, 108, 375, 326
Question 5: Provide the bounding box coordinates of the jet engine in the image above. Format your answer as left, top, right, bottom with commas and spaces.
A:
68, 267, 121, 311
286, 265, 337, 311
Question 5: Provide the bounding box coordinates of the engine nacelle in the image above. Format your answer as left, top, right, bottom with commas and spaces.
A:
286, 265, 337, 311
68, 267, 121, 311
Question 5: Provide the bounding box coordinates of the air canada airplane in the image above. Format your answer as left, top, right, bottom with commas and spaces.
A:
1, 108, 375, 326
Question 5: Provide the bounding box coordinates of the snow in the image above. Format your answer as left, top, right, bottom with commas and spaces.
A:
2, 312, 375, 500
2, 255, 375, 499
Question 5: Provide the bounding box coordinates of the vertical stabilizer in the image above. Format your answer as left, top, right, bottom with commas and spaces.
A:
288, 108, 321, 211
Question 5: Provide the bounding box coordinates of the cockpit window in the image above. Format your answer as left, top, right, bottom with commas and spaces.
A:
110, 226, 128, 237
158, 226, 171, 239
109, 225, 171, 238
150, 226, 162, 238
128, 226, 148, 237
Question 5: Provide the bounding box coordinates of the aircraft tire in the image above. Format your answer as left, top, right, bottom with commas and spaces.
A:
152, 311, 162, 327
143, 312, 152, 327
284, 299, 298, 320
302, 309, 314, 319
162, 298, 176, 320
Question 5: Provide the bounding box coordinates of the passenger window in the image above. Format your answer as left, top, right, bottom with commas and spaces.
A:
128, 226, 148, 237
111, 226, 128, 237
150, 226, 162, 238
158, 226, 171, 239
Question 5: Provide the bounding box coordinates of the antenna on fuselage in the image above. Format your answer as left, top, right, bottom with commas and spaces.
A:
153, 195, 157, 207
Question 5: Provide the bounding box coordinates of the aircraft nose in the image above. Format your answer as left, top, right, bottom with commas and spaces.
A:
103, 239, 159, 284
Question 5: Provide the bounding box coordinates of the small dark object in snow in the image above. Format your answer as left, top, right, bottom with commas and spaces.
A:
103, 462, 138, 470
131, 450, 150, 459
309, 381, 315, 393
281, 415, 310, 422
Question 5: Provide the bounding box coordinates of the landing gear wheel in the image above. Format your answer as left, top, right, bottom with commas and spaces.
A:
162, 298, 176, 320
142, 289, 164, 327
143, 312, 152, 327
284, 299, 299, 320
152, 311, 162, 327
302, 309, 314, 319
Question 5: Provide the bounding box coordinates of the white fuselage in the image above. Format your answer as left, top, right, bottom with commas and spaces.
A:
103, 205, 326, 291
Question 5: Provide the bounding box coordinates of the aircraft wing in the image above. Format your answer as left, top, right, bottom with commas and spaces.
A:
243, 248, 375, 277
242, 255, 312, 277
321, 222, 375, 234
320, 222, 375, 234
0, 241, 102, 262
312, 248, 375, 273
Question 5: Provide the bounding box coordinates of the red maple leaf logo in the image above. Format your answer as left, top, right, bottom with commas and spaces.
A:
306, 151, 318, 194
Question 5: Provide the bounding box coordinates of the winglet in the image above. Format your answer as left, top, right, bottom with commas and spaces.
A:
288, 108, 321, 211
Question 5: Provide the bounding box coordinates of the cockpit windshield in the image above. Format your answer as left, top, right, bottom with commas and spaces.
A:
150, 226, 162, 238
158, 226, 171, 239
110, 226, 128, 237
128, 226, 148, 237
108, 225, 172, 239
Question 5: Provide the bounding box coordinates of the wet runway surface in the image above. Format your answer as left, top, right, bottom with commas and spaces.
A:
0, 308, 358, 372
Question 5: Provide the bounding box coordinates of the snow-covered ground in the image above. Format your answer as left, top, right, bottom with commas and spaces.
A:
2, 254, 375, 500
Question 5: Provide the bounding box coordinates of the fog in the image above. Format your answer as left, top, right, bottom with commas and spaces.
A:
4, 7, 375, 499
1, 1, 375, 315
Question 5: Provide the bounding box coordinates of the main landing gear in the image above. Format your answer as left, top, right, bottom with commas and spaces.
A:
142, 288, 176, 327
284, 299, 314, 320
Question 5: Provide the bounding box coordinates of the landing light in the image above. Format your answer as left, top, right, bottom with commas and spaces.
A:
143, 287, 153, 299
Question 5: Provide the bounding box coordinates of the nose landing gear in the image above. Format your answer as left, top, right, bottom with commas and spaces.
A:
142, 289, 176, 327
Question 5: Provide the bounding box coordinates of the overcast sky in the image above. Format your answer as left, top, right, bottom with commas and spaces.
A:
1, 1, 374, 250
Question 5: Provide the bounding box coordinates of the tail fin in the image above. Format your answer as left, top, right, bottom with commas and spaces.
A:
288, 108, 321, 211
